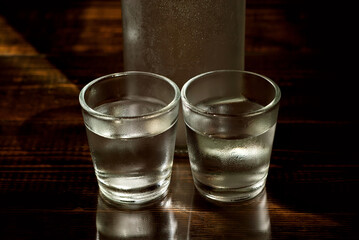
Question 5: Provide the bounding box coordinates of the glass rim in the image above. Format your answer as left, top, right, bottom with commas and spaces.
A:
181, 70, 281, 118
79, 71, 181, 120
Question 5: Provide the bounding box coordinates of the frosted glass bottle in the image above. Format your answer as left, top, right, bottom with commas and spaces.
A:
121, 0, 246, 152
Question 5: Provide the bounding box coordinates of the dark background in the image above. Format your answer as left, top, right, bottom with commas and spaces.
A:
0, 0, 357, 239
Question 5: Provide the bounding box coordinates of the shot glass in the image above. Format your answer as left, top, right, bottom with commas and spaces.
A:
79, 72, 180, 204
181, 70, 280, 202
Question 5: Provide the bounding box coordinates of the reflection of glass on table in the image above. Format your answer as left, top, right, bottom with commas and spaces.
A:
187, 190, 271, 239
96, 195, 178, 239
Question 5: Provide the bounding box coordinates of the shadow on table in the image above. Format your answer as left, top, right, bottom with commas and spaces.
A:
17, 105, 88, 161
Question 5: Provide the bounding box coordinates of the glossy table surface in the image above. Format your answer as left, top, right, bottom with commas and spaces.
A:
0, 0, 358, 239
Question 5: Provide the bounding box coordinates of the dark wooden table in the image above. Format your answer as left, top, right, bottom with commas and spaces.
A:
0, 0, 357, 239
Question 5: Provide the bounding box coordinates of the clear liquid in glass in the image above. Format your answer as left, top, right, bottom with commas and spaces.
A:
186, 97, 276, 201
86, 97, 176, 204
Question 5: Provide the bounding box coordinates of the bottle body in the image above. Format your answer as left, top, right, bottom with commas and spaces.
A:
122, 0, 246, 150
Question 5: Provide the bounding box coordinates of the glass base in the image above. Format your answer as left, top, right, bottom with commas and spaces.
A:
193, 177, 267, 202
98, 176, 171, 206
